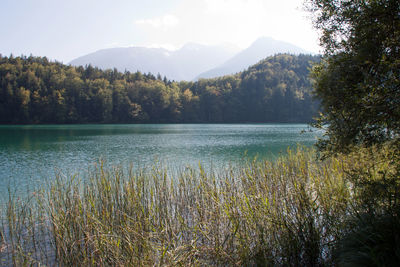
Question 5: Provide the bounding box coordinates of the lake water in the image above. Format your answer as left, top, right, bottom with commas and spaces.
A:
0, 124, 320, 197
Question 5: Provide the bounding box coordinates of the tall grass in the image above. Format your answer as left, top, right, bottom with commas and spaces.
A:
0, 148, 367, 266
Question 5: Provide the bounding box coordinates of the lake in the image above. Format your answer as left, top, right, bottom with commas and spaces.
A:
0, 124, 320, 197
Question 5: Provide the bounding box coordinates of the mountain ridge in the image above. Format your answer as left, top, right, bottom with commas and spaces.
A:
69, 44, 238, 81
69, 37, 311, 81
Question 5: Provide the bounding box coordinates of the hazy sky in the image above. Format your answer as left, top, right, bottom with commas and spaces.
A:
0, 0, 320, 63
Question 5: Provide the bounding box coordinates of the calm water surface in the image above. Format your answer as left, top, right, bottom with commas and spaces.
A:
0, 124, 320, 197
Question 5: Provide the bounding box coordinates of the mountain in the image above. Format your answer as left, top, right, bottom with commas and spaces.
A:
69, 37, 310, 81
70, 46, 174, 75
169, 43, 239, 81
69, 43, 239, 81
196, 37, 310, 79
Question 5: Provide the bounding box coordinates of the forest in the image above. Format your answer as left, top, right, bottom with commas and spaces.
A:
0, 53, 319, 124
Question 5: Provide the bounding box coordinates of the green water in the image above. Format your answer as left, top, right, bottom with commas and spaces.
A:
0, 124, 320, 196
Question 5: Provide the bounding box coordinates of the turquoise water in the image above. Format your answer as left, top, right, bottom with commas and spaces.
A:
0, 124, 320, 197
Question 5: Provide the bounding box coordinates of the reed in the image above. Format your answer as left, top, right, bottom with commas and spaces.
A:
0, 148, 367, 266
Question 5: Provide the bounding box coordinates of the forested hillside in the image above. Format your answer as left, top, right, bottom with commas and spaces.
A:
0, 54, 319, 123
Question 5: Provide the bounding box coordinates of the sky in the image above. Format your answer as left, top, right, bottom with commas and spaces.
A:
0, 0, 321, 63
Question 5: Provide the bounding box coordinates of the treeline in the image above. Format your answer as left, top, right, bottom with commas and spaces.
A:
0, 54, 319, 124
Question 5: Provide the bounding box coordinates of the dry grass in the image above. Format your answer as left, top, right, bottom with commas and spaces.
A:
1, 147, 372, 266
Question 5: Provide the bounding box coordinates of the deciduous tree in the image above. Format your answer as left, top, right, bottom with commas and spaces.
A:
306, 0, 400, 153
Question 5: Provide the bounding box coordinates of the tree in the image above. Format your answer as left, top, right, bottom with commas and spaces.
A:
306, 0, 400, 153
307, 1, 400, 264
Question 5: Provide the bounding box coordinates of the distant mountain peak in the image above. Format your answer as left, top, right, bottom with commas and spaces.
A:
69, 37, 311, 81
254, 36, 275, 42
69, 43, 238, 81
196, 37, 310, 80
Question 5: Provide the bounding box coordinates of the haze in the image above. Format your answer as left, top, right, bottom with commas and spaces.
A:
0, 0, 320, 63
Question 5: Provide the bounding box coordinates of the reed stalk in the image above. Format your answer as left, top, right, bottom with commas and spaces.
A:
1, 147, 381, 266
